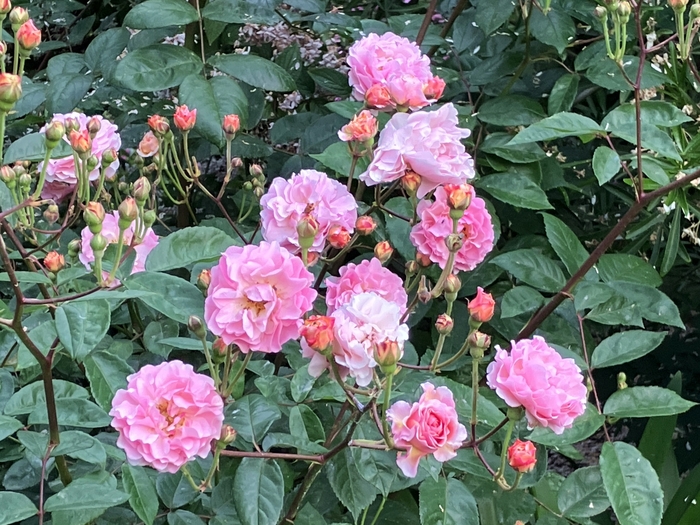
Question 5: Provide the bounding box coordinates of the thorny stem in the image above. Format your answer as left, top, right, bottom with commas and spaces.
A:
577, 314, 611, 441
495, 419, 516, 481
381, 372, 394, 447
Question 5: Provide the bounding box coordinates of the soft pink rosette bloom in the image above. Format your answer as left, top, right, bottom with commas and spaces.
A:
260, 170, 357, 254
325, 257, 408, 314
388, 382, 467, 478
110, 360, 224, 473
79, 211, 159, 274
347, 32, 443, 110
410, 185, 493, 273
302, 292, 408, 387
205, 241, 317, 353
486, 336, 588, 434
39, 112, 121, 201
360, 104, 474, 198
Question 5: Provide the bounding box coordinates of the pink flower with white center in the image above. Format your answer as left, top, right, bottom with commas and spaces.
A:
39, 113, 121, 201
205, 241, 317, 353
79, 211, 159, 274
110, 360, 224, 473
324, 257, 408, 314
486, 336, 588, 434
388, 382, 467, 478
360, 104, 474, 198
302, 292, 408, 387
260, 170, 357, 254
410, 185, 494, 273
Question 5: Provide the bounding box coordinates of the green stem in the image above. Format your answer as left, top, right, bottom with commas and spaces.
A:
360, 505, 370, 525
200, 336, 221, 391
33, 145, 54, 200
105, 228, 126, 286
470, 353, 480, 429
381, 373, 394, 448
602, 17, 614, 59
12, 36, 18, 76
496, 419, 516, 480
369, 497, 387, 525
200, 446, 222, 491
17, 56, 26, 77
430, 300, 454, 370
227, 351, 252, 397
0, 111, 6, 166
684, 10, 694, 59
180, 464, 200, 491
347, 154, 359, 191
94, 165, 108, 200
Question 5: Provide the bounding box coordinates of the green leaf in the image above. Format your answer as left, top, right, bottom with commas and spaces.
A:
491, 249, 566, 292
143, 320, 180, 358
124, 272, 204, 324
28, 398, 111, 428
224, 394, 281, 444
591, 330, 666, 369
327, 448, 379, 521
587, 56, 668, 91
113, 45, 202, 91
0, 492, 38, 525
233, 458, 284, 525
662, 462, 700, 525
500, 286, 545, 318
310, 141, 369, 178
84, 350, 134, 411
419, 477, 479, 525
55, 299, 111, 362
607, 281, 684, 328
541, 213, 589, 277
122, 464, 159, 525
210, 75, 250, 130
4, 379, 89, 416
529, 404, 604, 447
85, 28, 130, 76
46, 73, 93, 115
530, 7, 576, 54
202, 0, 281, 24
209, 54, 296, 92
475, 0, 515, 35
146, 226, 237, 272
508, 112, 602, 145
557, 466, 610, 519
168, 511, 207, 525
661, 207, 681, 276
124, 0, 198, 28
604, 386, 696, 418
600, 441, 663, 525
597, 254, 662, 287
592, 146, 621, 185
53, 430, 106, 466
602, 106, 681, 161
307, 67, 351, 96
0, 415, 21, 441
476, 171, 553, 210
4, 132, 73, 164
548, 74, 579, 115
477, 95, 545, 126
45, 483, 129, 512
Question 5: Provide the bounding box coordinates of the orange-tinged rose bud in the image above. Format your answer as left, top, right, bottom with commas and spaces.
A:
416, 251, 432, 267
0, 0, 11, 16
84, 201, 105, 224
44, 120, 65, 147
137, 131, 159, 158
0, 42, 6, 56
213, 337, 227, 357
401, 170, 421, 195
44, 251, 65, 273
198, 269, 211, 292
467, 331, 491, 359
669, 0, 688, 12
365, 84, 392, 109
435, 314, 453, 335
174, 105, 197, 132
147, 114, 170, 136
338, 110, 378, 142
443, 183, 472, 211
327, 225, 351, 249
423, 76, 446, 100
508, 439, 537, 473
468, 287, 495, 323
223, 114, 240, 138
355, 215, 376, 235
297, 214, 319, 249
220, 424, 237, 444
69, 129, 92, 157
133, 176, 151, 203
300, 315, 335, 352
0, 73, 22, 112
87, 115, 101, 138
374, 241, 393, 264
64, 116, 80, 133
16, 19, 41, 53
374, 340, 401, 373
118, 197, 138, 226
9, 6, 27, 31
444, 274, 461, 295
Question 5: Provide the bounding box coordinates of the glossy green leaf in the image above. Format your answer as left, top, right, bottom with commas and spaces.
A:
45, 483, 129, 512
308, 67, 351, 96
168, 511, 207, 525
491, 249, 566, 292
662, 461, 700, 525
477, 95, 545, 126
557, 466, 610, 518
500, 286, 545, 318
146, 226, 237, 272
122, 464, 159, 525
548, 74, 579, 115
541, 213, 589, 277
0, 415, 21, 441
661, 207, 681, 276
202, 0, 281, 24
113, 45, 202, 91
592, 146, 621, 185
508, 112, 602, 145
28, 398, 111, 428
419, 477, 479, 525
124, 0, 198, 28
209, 54, 296, 92
475, 0, 515, 35
591, 330, 666, 369
53, 430, 106, 466
4, 132, 73, 165
233, 458, 284, 525
55, 299, 111, 362
327, 448, 379, 521
224, 394, 281, 443
84, 350, 134, 411
477, 171, 553, 210
604, 386, 696, 418
124, 272, 205, 324
602, 105, 681, 161
0, 492, 38, 525
46, 73, 93, 114
597, 254, 662, 287
529, 404, 604, 447
530, 7, 576, 54
587, 56, 668, 91
309, 141, 369, 178
4, 379, 89, 416
84, 28, 130, 76
607, 281, 684, 328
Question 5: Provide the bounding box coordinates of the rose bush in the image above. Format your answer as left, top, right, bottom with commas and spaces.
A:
0, 1, 699, 525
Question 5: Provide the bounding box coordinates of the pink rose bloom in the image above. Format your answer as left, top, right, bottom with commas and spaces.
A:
39, 113, 121, 201
302, 292, 408, 387
205, 241, 317, 353
79, 211, 159, 275
410, 185, 493, 273
360, 104, 474, 198
347, 32, 443, 110
110, 360, 224, 473
260, 170, 357, 254
325, 257, 408, 314
486, 336, 588, 435
388, 382, 467, 478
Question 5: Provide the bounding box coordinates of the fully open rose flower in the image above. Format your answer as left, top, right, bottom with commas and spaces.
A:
388, 382, 467, 477
79, 211, 159, 274
205, 241, 317, 353
360, 104, 474, 198
324, 257, 408, 314
39, 113, 121, 201
486, 336, 588, 434
410, 185, 494, 272
347, 32, 444, 110
302, 292, 408, 387
260, 170, 357, 254
110, 360, 224, 473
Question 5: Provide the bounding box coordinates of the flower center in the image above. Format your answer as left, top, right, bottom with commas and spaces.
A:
156, 399, 185, 435
242, 296, 268, 315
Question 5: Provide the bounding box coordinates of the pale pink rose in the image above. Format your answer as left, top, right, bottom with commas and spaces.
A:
325, 257, 408, 314
302, 292, 408, 387
347, 32, 443, 110
260, 170, 357, 254
39, 113, 121, 201
79, 211, 159, 276
486, 336, 588, 435
388, 382, 467, 478
360, 104, 474, 198
205, 241, 317, 353
410, 185, 493, 273
110, 360, 224, 473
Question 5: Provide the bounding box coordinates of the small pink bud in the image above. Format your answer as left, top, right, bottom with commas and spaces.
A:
365, 84, 392, 109
508, 439, 537, 473
174, 105, 197, 132
355, 215, 376, 235
223, 114, 241, 138
327, 225, 351, 249
435, 314, 453, 335
468, 287, 495, 323
147, 114, 170, 136
374, 241, 393, 264
300, 315, 335, 352
401, 170, 421, 195
44, 251, 65, 273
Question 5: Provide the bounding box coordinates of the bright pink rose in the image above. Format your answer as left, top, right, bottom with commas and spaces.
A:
39, 113, 121, 201
360, 104, 474, 198
486, 336, 588, 435
79, 211, 159, 275
325, 257, 408, 314
410, 185, 493, 273
260, 170, 357, 254
205, 241, 317, 353
388, 382, 467, 478
110, 360, 224, 473
347, 32, 443, 110
302, 292, 408, 387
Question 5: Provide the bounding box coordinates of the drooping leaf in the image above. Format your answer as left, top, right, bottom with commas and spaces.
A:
224, 394, 281, 444
477, 171, 553, 210
124, 0, 198, 28
603, 386, 696, 418
55, 299, 111, 362
491, 249, 566, 293
327, 448, 379, 521
122, 464, 159, 525
557, 466, 610, 519
113, 45, 202, 91
592, 146, 621, 185
146, 226, 238, 272
124, 272, 205, 324
591, 330, 666, 369
84, 350, 134, 411
508, 112, 603, 145
0, 492, 38, 525
419, 477, 479, 525
541, 213, 589, 277
233, 458, 284, 525
209, 54, 296, 92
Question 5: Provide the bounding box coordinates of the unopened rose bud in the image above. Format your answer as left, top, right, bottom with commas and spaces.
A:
297, 214, 319, 249
84, 201, 105, 233
300, 315, 335, 353
435, 314, 453, 335
188, 315, 207, 339
197, 269, 211, 293
692, 2, 700, 19
669, 0, 688, 12
253, 186, 264, 199
16, 19, 40, 55
44, 120, 65, 149
147, 114, 170, 136
118, 197, 138, 229
468, 287, 495, 324
86, 116, 101, 138
69, 129, 92, 159
374, 241, 393, 264
251, 178, 262, 188
0, 165, 15, 188
174, 104, 197, 132
401, 170, 421, 196
64, 116, 79, 133
443, 183, 472, 214
618, 0, 631, 18
220, 424, 237, 445
365, 84, 392, 109
374, 340, 401, 374
444, 273, 461, 296
0, 0, 11, 16
67, 238, 81, 258
133, 176, 151, 203
594, 5, 608, 18
18, 172, 31, 190
617, 372, 628, 390
9, 6, 28, 32
423, 76, 446, 100
337, 110, 378, 143
90, 232, 107, 254
0, 42, 6, 57
355, 215, 376, 235
405, 260, 419, 276
86, 155, 99, 173
223, 114, 240, 138
143, 209, 157, 228
249, 164, 264, 179
43, 204, 59, 224
416, 251, 432, 267
44, 251, 65, 273
242, 181, 253, 191
0, 73, 22, 112
417, 276, 431, 304
212, 337, 227, 358
327, 225, 351, 249
118, 181, 129, 194
508, 439, 537, 473
467, 331, 491, 359
445, 233, 464, 253
232, 157, 243, 168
